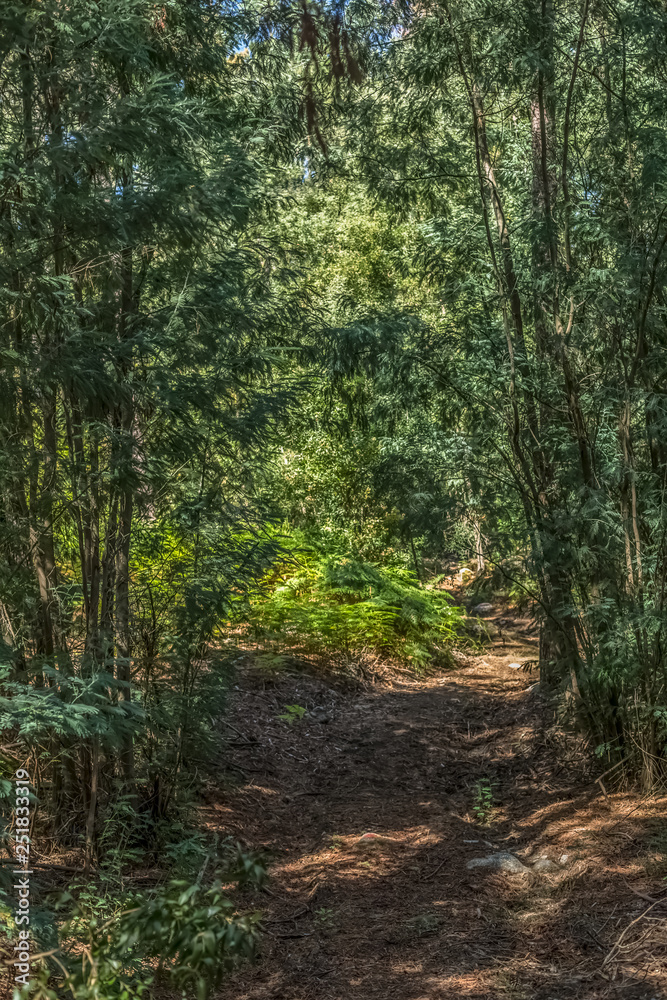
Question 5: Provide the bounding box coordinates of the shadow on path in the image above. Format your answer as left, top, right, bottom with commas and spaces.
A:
208, 642, 667, 1000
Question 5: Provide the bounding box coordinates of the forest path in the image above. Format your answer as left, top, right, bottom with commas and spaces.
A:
209, 638, 667, 1000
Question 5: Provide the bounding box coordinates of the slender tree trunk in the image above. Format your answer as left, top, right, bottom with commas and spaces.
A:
409, 531, 422, 582
84, 739, 99, 875
472, 519, 485, 575
115, 237, 135, 787
101, 493, 118, 662
87, 430, 102, 659
115, 484, 134, 782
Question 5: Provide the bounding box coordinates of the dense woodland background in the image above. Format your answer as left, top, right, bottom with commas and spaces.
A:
3, 0, 667, 994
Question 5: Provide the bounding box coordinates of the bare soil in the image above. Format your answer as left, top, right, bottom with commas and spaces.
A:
205, 633, 667, 1000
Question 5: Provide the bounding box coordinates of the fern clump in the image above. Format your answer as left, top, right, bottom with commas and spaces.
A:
248, 555, 464, 668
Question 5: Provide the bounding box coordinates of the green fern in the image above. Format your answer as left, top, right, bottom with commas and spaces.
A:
249, 554, 464, 666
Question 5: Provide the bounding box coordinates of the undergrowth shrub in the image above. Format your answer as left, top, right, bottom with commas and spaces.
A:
19, 843, 265, 1000
248, 556, 464, 668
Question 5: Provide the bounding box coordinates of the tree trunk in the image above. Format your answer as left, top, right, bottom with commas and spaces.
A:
115, 238, 135, 788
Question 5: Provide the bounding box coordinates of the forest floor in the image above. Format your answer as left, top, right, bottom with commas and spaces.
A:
206, 617, 667, 1000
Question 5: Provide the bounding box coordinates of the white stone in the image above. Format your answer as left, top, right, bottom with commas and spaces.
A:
466, 852, 529, 874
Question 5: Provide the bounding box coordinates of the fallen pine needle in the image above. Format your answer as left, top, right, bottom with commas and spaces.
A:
602, 901, 660, 968
422, 858, 447, 881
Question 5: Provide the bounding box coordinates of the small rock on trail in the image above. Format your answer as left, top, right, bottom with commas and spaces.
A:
471, 602, 494, 616
466, 851, 530, 874
531, 856, 560, 873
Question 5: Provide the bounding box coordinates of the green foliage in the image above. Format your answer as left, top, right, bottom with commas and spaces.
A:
0, 0, 313, 851
314, 906, 335, 928
276, 0, 667, 783
277, 704, 307, 724
5, 2, 667, 993
137, 646, 235, 820
24, 863, 263, 1000
0, 666, 142, 748
16, 842, 265, 1000
249, 551, 464, 668
471, 779, 496, 827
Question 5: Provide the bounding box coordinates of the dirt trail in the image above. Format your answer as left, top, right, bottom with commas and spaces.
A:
208, 639, 667, 1000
